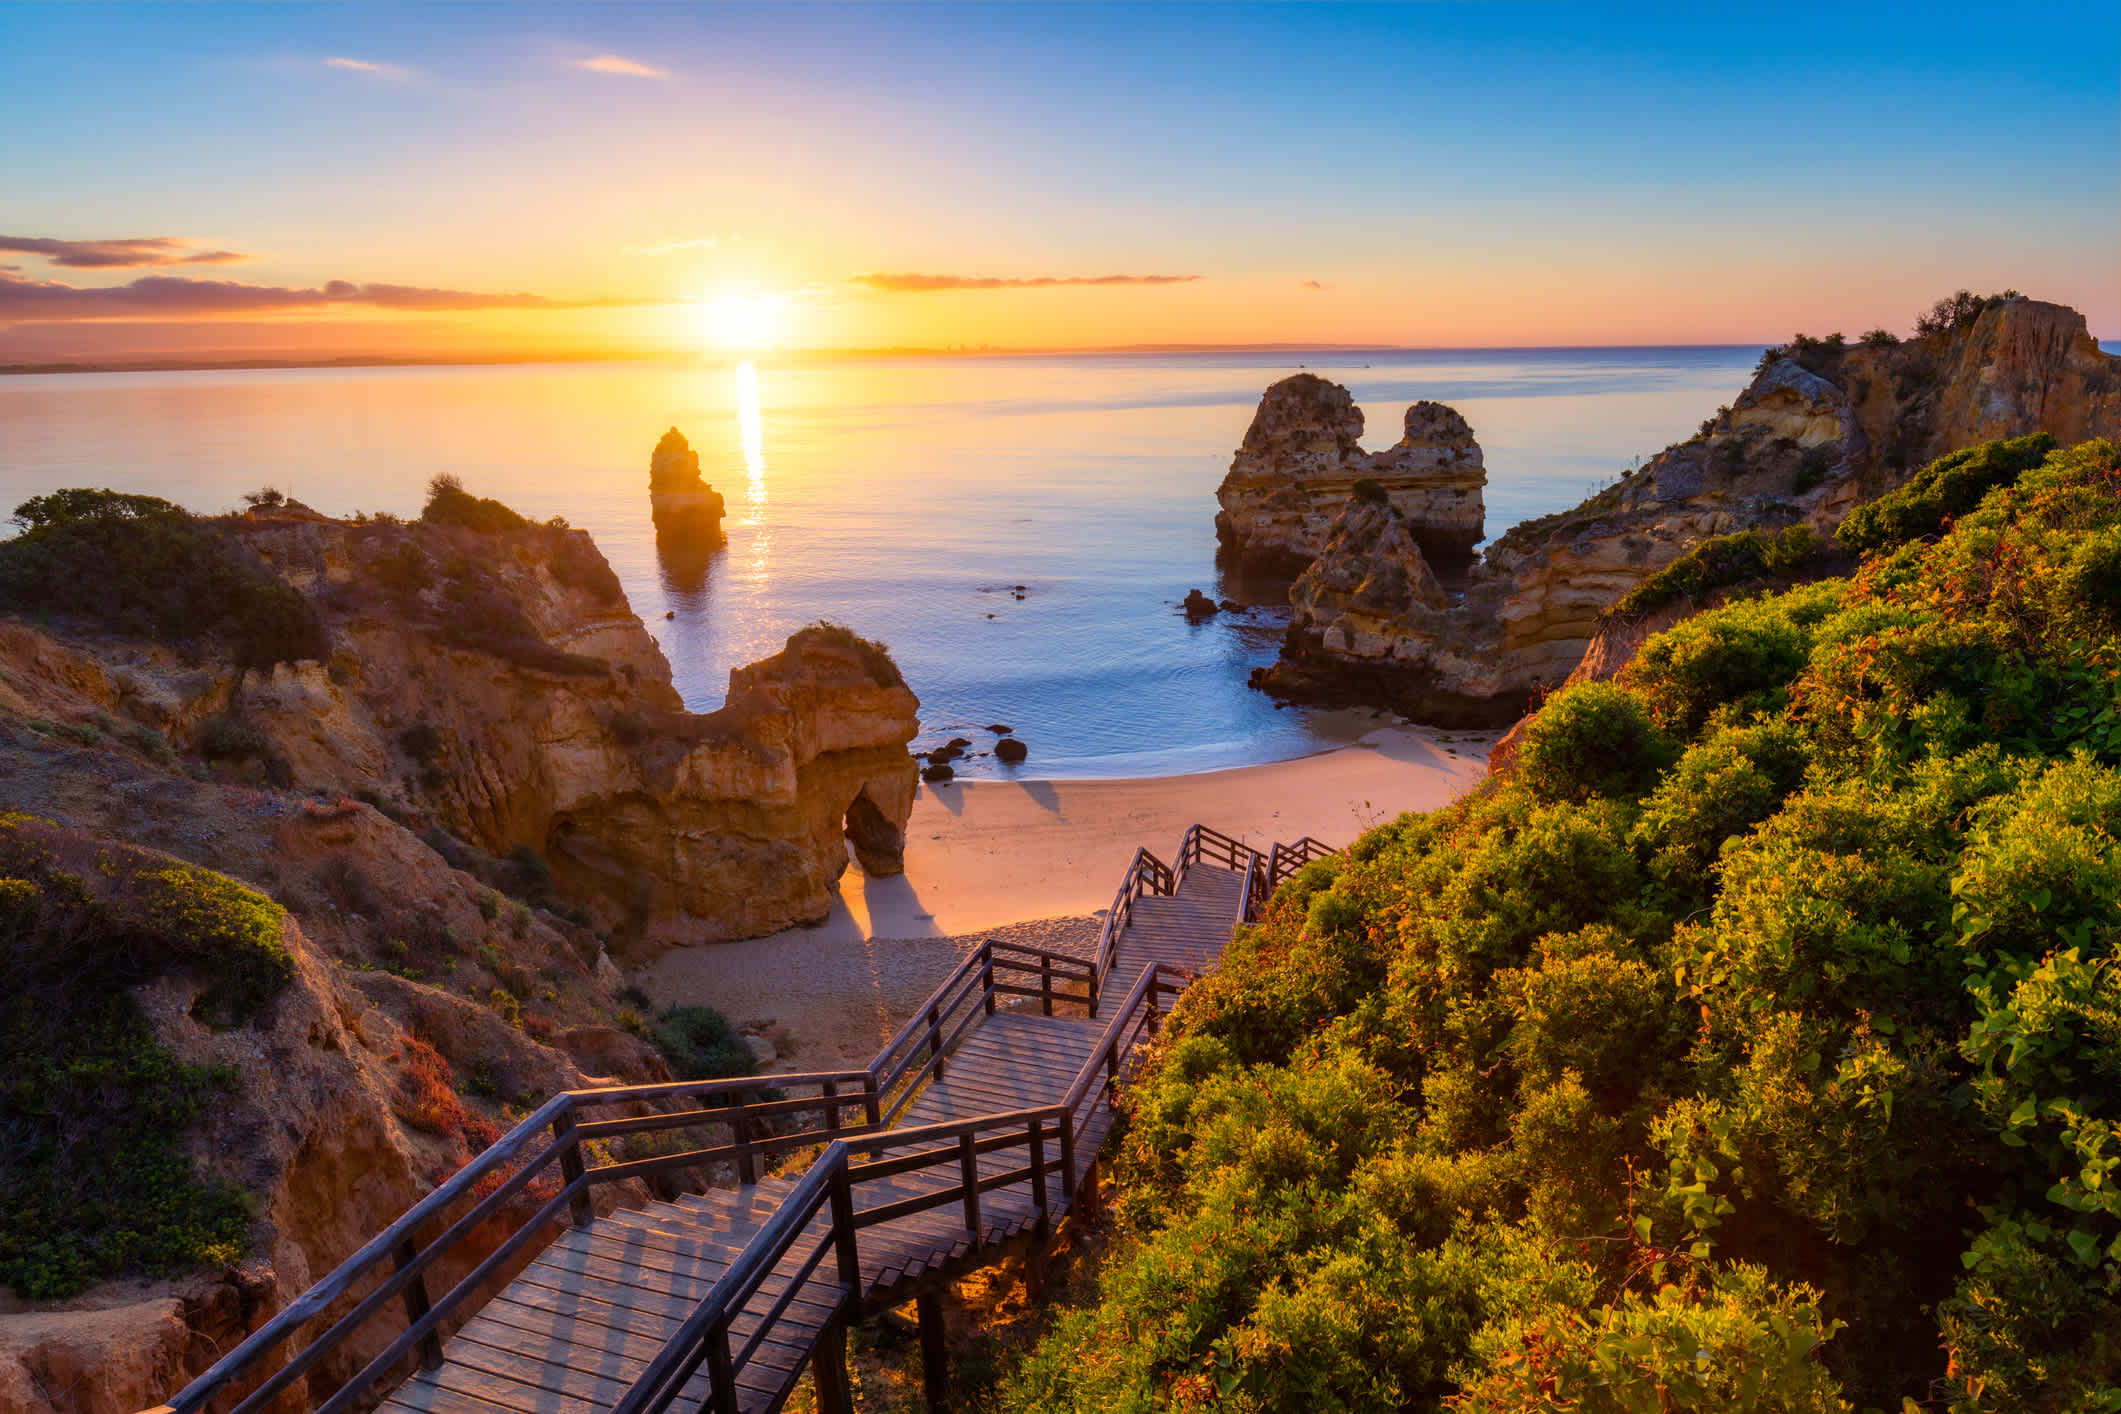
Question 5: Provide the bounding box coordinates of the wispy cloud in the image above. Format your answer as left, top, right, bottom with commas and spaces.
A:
0, 236, 250, 270
629, 236, 722, 256
325, 56, 412, 80
579, 54, 669, 78
0, 270, 657, 320
851, 272, 1202, 293
1301, 279, 1328, 291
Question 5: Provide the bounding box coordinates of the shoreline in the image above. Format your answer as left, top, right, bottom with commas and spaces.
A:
637, 721, 1494, 1071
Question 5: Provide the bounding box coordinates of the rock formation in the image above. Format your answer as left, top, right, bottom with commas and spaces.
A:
1215, 374, 1487, 573
648, 427, 726, 550
1257, 295, 2121, 725
2, 501, 918, 953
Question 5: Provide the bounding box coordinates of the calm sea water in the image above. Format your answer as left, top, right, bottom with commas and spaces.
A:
0, 348, 1766, 778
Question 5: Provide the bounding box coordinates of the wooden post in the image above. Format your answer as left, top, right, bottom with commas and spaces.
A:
823, 1079, 840, 1133
959, 1132, 982, 1247
1040, 954, 1053, 1015
553, 1109, 594, 1229
392, 1237, 444, 1372
864, 1074, 882, 1128
706, 1314, 740, 1414
1058, 1112, 1077, 1201
981, 944, 997, 1016
1028, 1119, 1048, 1236
917, 1290, 949, 1413
829, 1161, 861, 1298
927, 1002, 945, 1081
731, 1100, 757, 1186
812, 1316, 853, 1414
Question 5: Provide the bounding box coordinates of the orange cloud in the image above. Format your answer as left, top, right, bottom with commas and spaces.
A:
852, 272, 1201, 292
578, 54, 669, 78
0, 236, 249, 270
0, 270, 658, 320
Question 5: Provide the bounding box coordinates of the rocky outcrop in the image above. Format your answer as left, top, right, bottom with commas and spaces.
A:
1215, 374, 1486, 573
0, 808, 668, 1414
648, 427, 727, 550
3, 503, 918, 954
1260, 295, 2121, 725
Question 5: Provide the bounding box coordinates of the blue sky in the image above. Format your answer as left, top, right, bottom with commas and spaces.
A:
2, 2, 2115, 355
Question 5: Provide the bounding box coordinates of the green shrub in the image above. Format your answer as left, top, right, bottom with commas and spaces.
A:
1836, 432, 2056, 554
1351, 477, 1391, 507
800, 620, 905, 690
1513, 682, 1677, 802
995, 436, 2121, 1412
0, 817, 290, 1298
0, 488, 324, 668
649, 1005, 757, 1081
1612, 524, 1820, 617
200, 715, 269, 762
420, 474, 529, 533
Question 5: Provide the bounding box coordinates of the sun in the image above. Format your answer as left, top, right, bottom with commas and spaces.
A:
703, 293, 785, 351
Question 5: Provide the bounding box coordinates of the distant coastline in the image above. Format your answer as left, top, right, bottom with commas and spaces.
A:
0, 340, 1779, 378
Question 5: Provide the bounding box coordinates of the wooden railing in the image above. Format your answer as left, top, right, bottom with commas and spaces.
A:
609, 959, 1178, 1414
1086, 844, 1173, 1016
157, 939, 1114, 1414
1267, 835, 1339, 890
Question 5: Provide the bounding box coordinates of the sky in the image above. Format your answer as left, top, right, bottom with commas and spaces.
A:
2, 1, 2116, 361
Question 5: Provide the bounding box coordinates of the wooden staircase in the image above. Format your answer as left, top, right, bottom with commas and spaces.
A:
151, 825, 1332, 1414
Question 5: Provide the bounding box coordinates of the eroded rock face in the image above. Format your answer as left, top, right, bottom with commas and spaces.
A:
648, 427, 727, 550
1259, 296, 2121, 725
1215, 374, 1486, 573
5, 508, 917, 954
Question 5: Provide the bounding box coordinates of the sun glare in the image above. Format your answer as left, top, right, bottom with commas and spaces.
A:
704, 293, 785, 351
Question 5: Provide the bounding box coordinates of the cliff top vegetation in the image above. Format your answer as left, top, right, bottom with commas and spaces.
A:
998, 435, 2121, 1413
0, 815, 293, 1300
0, 488, 325, 668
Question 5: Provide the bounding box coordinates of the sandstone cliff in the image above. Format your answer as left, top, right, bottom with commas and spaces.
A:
1258, 294, 2121, 725
1215, 374, 1487, 573
647, 427, 726, 551
0, 500, 920, 955
0, 800, 672, 1414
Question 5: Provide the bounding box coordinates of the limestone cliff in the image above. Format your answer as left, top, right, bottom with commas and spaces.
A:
2, 499, 918, 953
647, 427, 726, 551
0, 805, 670, 1414
1215, 374, 1487, 572
1259, 295, 2121, 725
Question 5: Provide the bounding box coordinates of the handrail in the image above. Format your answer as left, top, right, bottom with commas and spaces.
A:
1266, 835, 1339, 889
1087, 845, 1172, 1015
157, 827, 1246, 1414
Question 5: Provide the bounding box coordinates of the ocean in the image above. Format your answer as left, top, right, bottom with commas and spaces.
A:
0, 347, 1767, 778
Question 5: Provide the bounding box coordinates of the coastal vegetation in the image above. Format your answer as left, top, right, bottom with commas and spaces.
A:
0, 488, 325, 668
997, 436, 2121, 1412
0, 815, 291, 1299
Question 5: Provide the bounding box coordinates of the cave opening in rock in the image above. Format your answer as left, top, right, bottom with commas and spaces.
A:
843, 788, 904, 877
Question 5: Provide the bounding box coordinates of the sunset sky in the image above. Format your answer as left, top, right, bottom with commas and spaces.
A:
3, 1, 2116, 362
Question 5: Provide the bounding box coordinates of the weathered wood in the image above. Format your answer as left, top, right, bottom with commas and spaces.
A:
918, 1290, 949, 1413
157, 824, 1289, 1414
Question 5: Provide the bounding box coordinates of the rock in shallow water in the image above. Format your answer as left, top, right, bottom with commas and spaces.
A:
995, 738, 1028, 764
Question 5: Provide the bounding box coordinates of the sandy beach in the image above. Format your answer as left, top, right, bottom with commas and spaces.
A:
637, 717, 1495, 1070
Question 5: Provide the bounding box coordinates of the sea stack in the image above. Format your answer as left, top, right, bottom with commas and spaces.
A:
648, 427, 727, 550
1214, 375, 1487, 575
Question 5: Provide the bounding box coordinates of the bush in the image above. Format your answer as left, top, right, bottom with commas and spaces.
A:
1351, 477, 1391, 507
0, 488, 325, 669
0, 816, 294, 1298
1613, 525, 1820, 616
649, 1005, 757, 1081
801, 620, 905, 689
994, 437, 2121, 1412
1513, 683, 1677, 803
1837, 433, 2057, 553
420, 474, 529, 533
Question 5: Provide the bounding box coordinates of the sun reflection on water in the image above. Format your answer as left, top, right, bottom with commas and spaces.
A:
737, 360, 766, 514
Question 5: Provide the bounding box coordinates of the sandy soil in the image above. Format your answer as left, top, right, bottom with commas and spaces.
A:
636, 717, 1495, 1072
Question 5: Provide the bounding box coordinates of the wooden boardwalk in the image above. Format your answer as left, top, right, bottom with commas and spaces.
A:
158, 827, 1323, 1414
